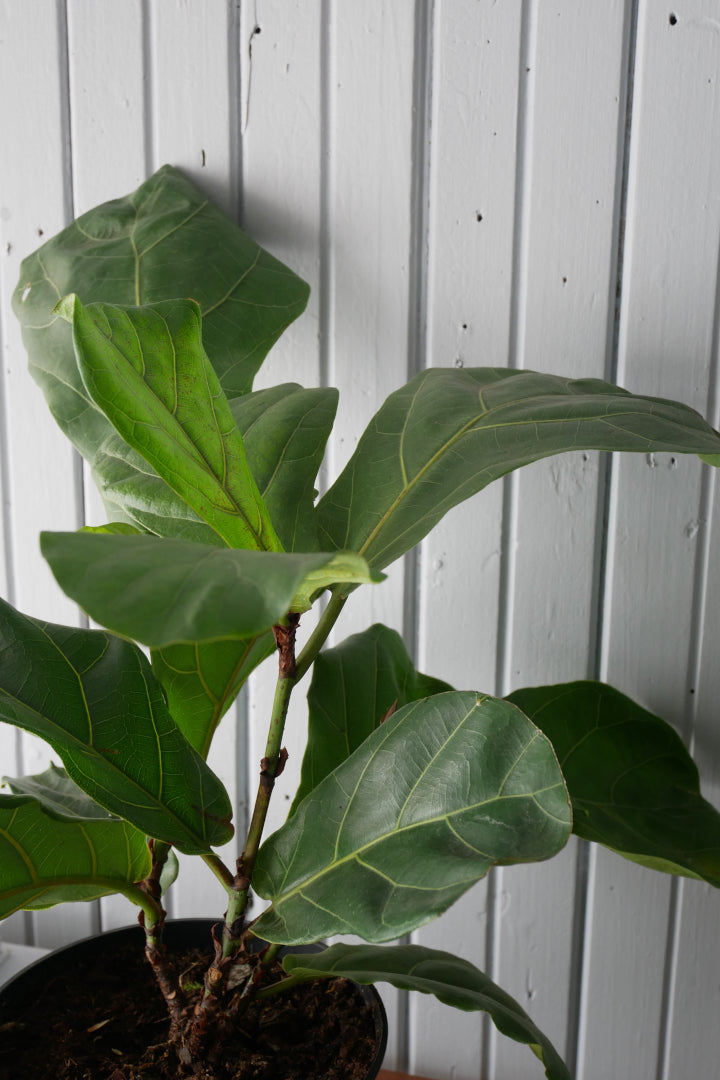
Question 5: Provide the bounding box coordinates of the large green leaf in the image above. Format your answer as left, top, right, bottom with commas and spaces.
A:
292, 623, 453, 811
151, 633, 276, 757
0, 597, 233, 853
317, 367, 720, 569
0, 789, 151, 916
281, 944, 570, 1080
12, 164, 309, 462
252, 691, 571, 944
41, 532, 382, 648
57, 294, 282, 553
508, 681, 720, 885
91, 383, 339, 550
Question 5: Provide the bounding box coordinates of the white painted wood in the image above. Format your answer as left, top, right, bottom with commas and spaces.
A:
66, 0, 148, 536
577, 3, 720, 1077
0, 0, 97, 949
490, 5, 631, 1078
144, 0, 242, 920
412, 2, 524, 1075
239, 0, 325, 851
2, 2, 720, 1075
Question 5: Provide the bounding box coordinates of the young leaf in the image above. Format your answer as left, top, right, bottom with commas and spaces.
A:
252, 692, 571, 944
317, 367, 720, 569
41, 532, 382, 648
282, 943, 570, 1080
56, 294, 282, 553
151, 633, 276, 757
12, 164, 309, 461
0, 792, 151, 917
90, 434, 222, 545
508, 681, 720, 885
0, 597, 233, 853
292, 623, 453, 811
231, 384, 339, 551
87, 383, 338, 550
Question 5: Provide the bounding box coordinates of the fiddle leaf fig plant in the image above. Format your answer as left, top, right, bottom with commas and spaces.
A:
3, 165, 720, 1079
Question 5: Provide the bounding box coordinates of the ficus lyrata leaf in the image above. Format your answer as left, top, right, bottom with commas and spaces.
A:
317, 367, 720, 569
509, 681, 720, 885
86, 382, 338, 551
0, 596, 233, 853
282, 943, 570, 1080
152, 633, 276, 757
56, 294, 282, 553
0, 789, 152, 917
292, 623, 453, 811
12, 164, 309, 462
252, 691, 571, 944
40, 532, 382, 648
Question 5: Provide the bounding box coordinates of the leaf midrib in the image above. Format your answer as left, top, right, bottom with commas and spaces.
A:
270, 778, 565, 906
353, 387, 703, 561
0, 674, 211, 850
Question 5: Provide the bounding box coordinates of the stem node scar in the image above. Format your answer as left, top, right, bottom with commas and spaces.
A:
273, 611, 301, 676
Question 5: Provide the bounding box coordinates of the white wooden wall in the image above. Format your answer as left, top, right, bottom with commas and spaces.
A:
1, 2, 719, 1078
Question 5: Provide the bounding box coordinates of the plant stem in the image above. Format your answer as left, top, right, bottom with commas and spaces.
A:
295, 588, 347, 681
220, 589, 349, 960
202, 851, 235, 891
119, 883, 164, 929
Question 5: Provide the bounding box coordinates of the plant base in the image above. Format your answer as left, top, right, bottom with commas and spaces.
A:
0, 920, 387, 1080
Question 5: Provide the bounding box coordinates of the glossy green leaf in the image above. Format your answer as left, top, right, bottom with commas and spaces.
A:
508, 681, 720, 885
0, 596, 233, 853
0, 790, 151, 916
41, 532, 381, 648
12, 164, 309, 462
152, 633, 276, 757
282, 943, 570, 1080
57, 294, 282, 553
252, 691, 571, 944
317, 367, 720, 569
231, 384, 339, 551
292, 623, 453, 812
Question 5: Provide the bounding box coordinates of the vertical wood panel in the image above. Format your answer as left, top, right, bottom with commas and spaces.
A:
578, 3, 720, 1077
66, 0, 148, 539
0, 0, 95, 948
324, 0, 416, 644
1, 3, 720, 1075
146, 0, 242, 919
239, 0, 325, 868
491, 5, 630, 1078
412, 2, 523, 1076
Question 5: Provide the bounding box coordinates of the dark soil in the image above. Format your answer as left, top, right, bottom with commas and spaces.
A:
0, 939, 381, 1080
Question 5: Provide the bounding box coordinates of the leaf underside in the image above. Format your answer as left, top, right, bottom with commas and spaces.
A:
41, 532, 380, 648
509, 681, 720, 885
253, 691, 571, 944
317, 367, 720, 570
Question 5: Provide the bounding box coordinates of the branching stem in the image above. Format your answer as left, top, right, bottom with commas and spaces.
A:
219, 590, 348, 960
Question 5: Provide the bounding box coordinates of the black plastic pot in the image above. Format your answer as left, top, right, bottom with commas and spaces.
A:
0, 918, 388, 1079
